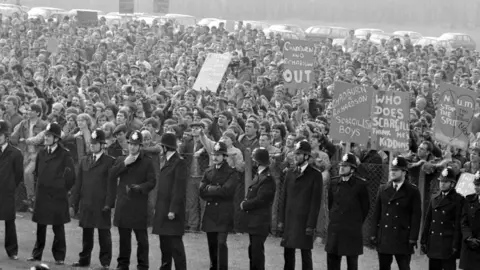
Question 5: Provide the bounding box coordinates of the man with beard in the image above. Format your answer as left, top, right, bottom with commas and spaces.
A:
370, 156, 422, 270
70, 129, 115, 269
28, 123, 75, 265
325, 153, 370, 270
459, 171, 480, 270
421, 167, 464, 270
278, 140, 323, 270
241, 147, 276, 270
199, 141, 239, 270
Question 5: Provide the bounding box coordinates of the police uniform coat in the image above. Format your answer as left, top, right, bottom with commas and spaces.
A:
109, 152, 156, 230
242, 167, 276, 236
421, 189, 464, 259
152, 152, 188, 236
279, 165, 323, 250
371, 181, 422, 255
70, 153, 116, 229
32, 145, 76, 225
459, 194, 480, 270
325, 175, 370, 256
199, 162, 239, 232
0, 144, 24, 221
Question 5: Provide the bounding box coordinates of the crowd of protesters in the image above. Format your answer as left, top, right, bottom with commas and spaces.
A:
0, 10, 479, 270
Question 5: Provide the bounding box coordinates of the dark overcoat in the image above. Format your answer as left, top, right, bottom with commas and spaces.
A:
421, 189, 464, 259
278, 165, 323, 250
32, 145, 76, 225
370, 181, 422, 255
459, 194, 480, 270
0, 144, 24, 221
199, 162, 239, 233
152, 152, 188, 236
325, 175, 370, 256
242, 167, 276, 236
109, 152, 156, 230
70, 153, 116, 229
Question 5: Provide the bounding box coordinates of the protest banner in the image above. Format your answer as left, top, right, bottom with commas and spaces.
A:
119, 0, 134, 14
456, 172, 476, 197
76, 11, 98, 27
434, 83, 476, 149
330, 81, 372, 146
153, 0, 170, 13
282, 40, 315, 94
370, 90, 410, 152
193, 53, 232, 92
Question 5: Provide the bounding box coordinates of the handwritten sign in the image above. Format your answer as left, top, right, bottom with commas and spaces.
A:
193, 53, 232, 92
282, 40, 315, 91
330, 82, 372, 145
456, 173, 476, 197
370, 90, 410, 152
434, 83, 476, 149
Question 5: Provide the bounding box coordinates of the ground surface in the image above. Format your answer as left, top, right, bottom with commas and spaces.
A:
0, 213, 437, 270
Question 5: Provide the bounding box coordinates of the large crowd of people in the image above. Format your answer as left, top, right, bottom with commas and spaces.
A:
0, 11, 479, 270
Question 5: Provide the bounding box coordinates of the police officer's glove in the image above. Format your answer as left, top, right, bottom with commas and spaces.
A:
420, 244, 427, 254
305, 227, 315, 236
130, 184, 142, 193
370, 236, 377, 247
102, 206, 111, 212
466, 237, 480, 250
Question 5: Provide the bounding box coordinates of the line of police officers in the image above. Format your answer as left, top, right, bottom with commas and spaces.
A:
0, 118, 480, 270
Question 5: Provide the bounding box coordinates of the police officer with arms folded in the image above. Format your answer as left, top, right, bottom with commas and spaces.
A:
28, 122, 75, 265
70, 129, 116, 269
199, 141, 239, 270
241, 147, 276, 270
278, 140, 323, 270
326, 153, 370, 270
109, 130, 156, 270
421, 167, 464, 270
152, 133, 188, 270
0, 120, 23, 261
459, 171, 480, 270
370, 156, 422, 270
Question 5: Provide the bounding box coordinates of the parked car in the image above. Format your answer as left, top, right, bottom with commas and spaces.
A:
414, 36, 439, 47
438, 32, 476, 50
267, 24, 305, 40
242, 20, 271, 31
354, 28, 384, 39
369, 32, 392, 45
268, 29, 300, 40
304, 26, 349, 42
69, 9, 104, 17
0, 3, 26, 17
392, 30, 423, 42
164, 13, 196, 26
197, 17, 225, 28
28, 7, 68, 20
136, 15, 164, 26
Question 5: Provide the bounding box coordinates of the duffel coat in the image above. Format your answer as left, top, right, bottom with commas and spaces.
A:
70, 153, 116, 229
0, 144, 24, 221
109, 152, 156, 230
421, 189, 464, 259
370, 181, 422, 255
152, 152, 187, 236
459, 194, 480, 270
199, 162, 239, 233
325, 175, 370, 256
32, 145, 76, 225
279, 165, 323, 250
242, 167, 276, 236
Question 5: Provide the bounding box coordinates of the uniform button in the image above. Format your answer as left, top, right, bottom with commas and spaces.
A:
386, 213, 389, 216
396, 216, 398, 218
388, 202, 391, 205
442, 211, 445, 214
433, 220, 435, 223
440, 233, 443, 236
215, 203, 218, 206
385, 225, 388, 228
441, 222, 443, 224
207, 202, 210, 205
249, 188, 252, 191
396, 202, 399, 205
435, 209, 437, 212
394, 227, 397, 229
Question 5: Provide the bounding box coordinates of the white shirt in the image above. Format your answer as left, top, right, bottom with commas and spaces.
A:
166, 151, 175, 161
48, 144, 58, 154
258, 166, 267, 175
93, 152, 103, 162
299, 162, 308, 174
393, 180, 405, 191
1, 143, 7, 152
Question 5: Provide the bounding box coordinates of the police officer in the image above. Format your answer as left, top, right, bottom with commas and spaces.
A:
421, 166, 464, 270
70, 129, 116, 269
278, 140, 323, 270
459, 171, 480, 270
370, 156, 422, 270
28, 123, 76, 265
326, 153, 370, 270
110, 130, 156, 270
152, 133, 188, 270
200, 141, 239, 270
241, 147, 276, 270
0, 120, 23, 260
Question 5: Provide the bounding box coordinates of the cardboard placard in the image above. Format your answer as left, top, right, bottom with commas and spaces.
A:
370, 90, 410, 152
329, 81, 373, 145
434, 83, 476, 149
193, 53, 232, 92
77, 11, 98, 27
456, 173, 476, 197
282, 40, 315, 91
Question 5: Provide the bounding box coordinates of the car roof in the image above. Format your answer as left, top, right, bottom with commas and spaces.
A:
164, 13, 194, 18
309, 25, 348, 29
30, 7, 64, 10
